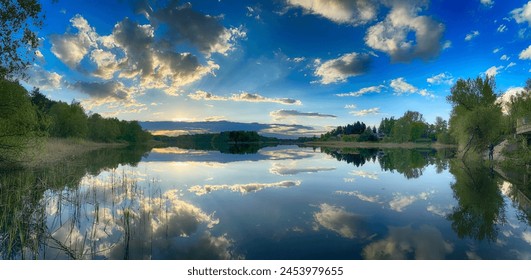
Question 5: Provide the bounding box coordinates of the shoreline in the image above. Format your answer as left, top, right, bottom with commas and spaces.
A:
305, 141, 457, 149
21, 138, 129, 168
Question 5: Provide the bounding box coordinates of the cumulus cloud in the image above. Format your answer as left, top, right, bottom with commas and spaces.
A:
350, 170, 379, 179
427, 73, 454, 85
286, 0, 379, 25
365, 1, 444, 62
70, 80, 131, 100
465, 30, 480, 41
390, 77, 433, 97
50, 14, 98, 68
519, 45, 531, 59
390, 77, 417, 94
336, 85, 384, 97
188, 91, 302, 105
26, 64, 63, 90
314, 52, 371, 84
511, 1, 531, 25
188, 180, 301, 196
349, 107, 380, 116
485, 65, 503, 77
506, 62, 516, 69
497, 87, 525, 114
500, 54, 510, 61
270, 109, 337, 120
136, 1, 245, 56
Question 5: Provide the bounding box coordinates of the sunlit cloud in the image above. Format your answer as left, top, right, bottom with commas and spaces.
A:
349, 107, 380, 116
497, 24, 507, 33
485, 65, 503, 77
285, 0, 378, 25
270, 110, 337, 120
390, 77, 434, 97
511, 1, 531, 26
336, 85, 384, 97
188, 180, 301, 196
480, 0, 494, 7
365, 1, 445, 62
314, 52, 371, 84
188, 90, 302, 105
25, 64, 63, 90
519, 45, 531, 60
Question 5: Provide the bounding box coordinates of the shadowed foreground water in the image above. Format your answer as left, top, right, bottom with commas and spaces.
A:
1, 146, 529, 259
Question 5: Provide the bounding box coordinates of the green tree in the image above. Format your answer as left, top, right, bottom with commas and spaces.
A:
49, 101, 88, 138
447, 76, 503, 157
0, 0, 43, 79
0, 79, 38, 162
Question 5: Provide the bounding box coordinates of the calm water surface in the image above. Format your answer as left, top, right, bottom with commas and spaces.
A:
1, 146, 530, 259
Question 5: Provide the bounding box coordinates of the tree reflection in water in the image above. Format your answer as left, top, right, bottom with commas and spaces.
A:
446, 160, 506, 242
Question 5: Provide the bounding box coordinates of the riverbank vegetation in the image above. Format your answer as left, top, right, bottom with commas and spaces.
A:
0, 78, 152, 166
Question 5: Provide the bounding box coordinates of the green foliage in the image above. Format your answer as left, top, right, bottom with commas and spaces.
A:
321, 121, 367, 140
0, 0, 43, 79
48, 101, 88, 138
447, 159, 505, 241
358, 127, 378, 142
388, 111, 429, 143
447, 76, 503, 157
87, 114, 120, 142
226, 131, 260, 143
0, 79, 38, 162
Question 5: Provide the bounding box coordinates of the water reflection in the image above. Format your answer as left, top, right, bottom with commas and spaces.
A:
1, 145, 530, 259
446, 160, 506, 242
322, 147, 454, 179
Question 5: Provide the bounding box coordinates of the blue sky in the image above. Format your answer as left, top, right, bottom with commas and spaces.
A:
25, 0, 531, 136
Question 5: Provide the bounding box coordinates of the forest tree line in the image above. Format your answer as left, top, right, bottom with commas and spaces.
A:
0, 78, 152, 162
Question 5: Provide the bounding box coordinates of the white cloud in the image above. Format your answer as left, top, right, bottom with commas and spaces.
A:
314, 52, 371, 84
269, 163, 335, 175
363, 225, 453, 259
427, 73, 454, 85
188, 91, 302, 105
389, 192, 430, 212
350, 170, 378, 180
26, 65, 63, 90
511, 1, 531, 26
335, 191, 380, 203
519, 45, 531, 59
188, 181, 301, 196
465, 30, 480, 41
480, 0, 494, 7
50, 14, 98, 68
365, 1, 445, 62
390, 77, 417, 94
313, 204, 372, 239
350, 107, 380, 116
336, 85, 384, 97
497, 87, 525, 114
286, 0, 379, 25
493, 48, 501, 53
497, 24, 507, 32
500, 54, 510, 61
506, 62, 517, 68
270, 109, 337, 120
344, 104, 357, 109
485, 65, 503, 77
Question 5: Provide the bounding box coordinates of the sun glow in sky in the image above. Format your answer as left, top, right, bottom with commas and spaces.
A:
25, 0, 531, 136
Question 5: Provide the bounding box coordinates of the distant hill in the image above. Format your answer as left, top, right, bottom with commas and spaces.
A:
139, 121, 317, 139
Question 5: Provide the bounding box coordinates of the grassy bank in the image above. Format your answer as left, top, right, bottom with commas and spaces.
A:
306, 140, 456, 149
21, 138, 128, 168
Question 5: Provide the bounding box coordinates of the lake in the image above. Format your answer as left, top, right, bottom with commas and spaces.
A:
1, 145, 530, 259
